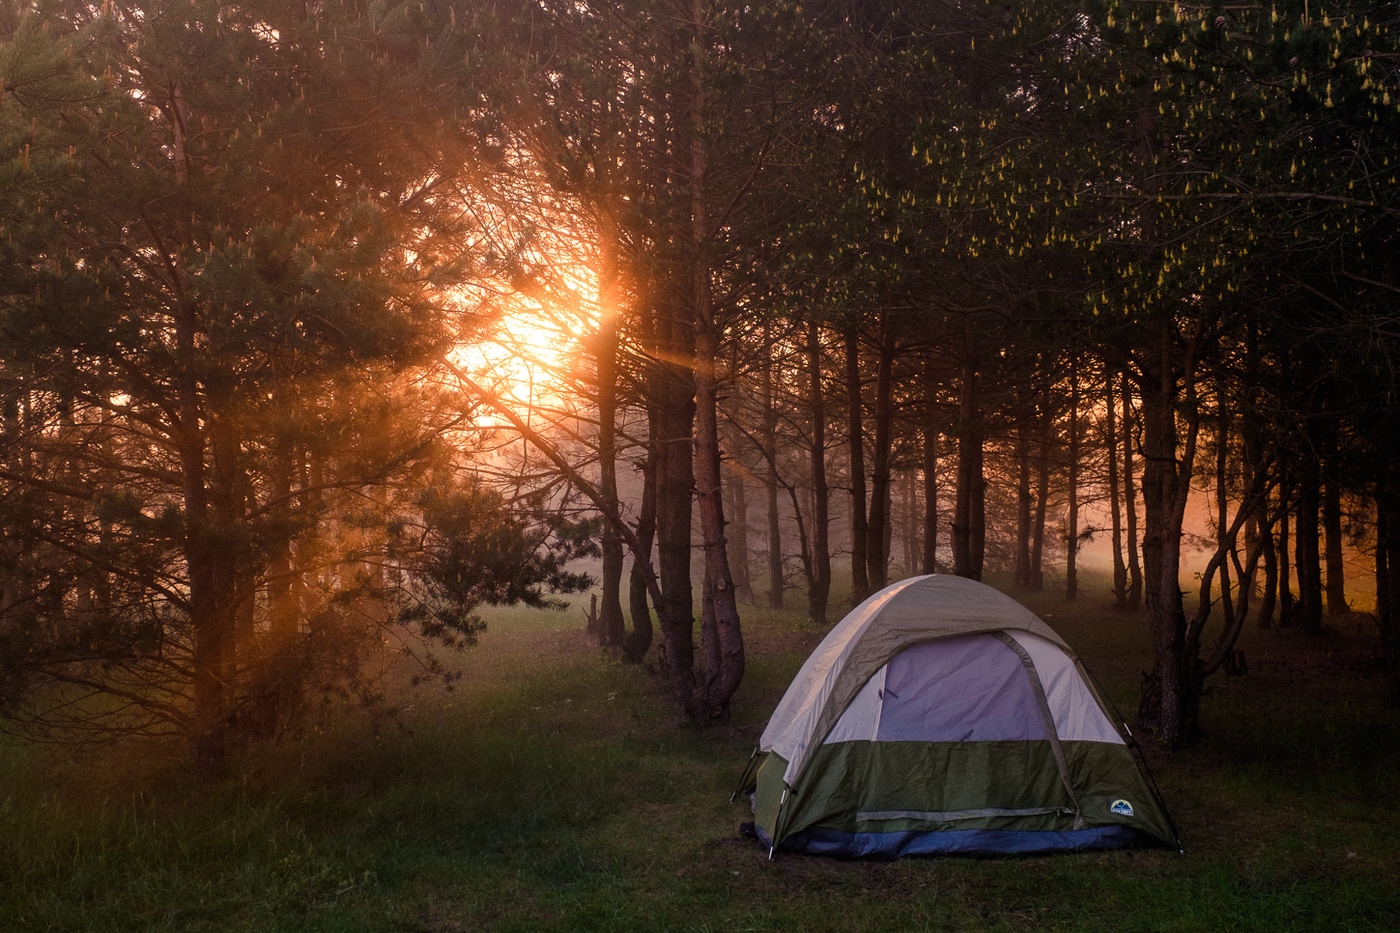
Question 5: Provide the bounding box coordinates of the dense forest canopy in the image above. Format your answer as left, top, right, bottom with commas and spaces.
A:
1, 0, 1397, 768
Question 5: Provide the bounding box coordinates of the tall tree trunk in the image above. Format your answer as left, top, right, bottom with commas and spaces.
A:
921, 355, 939, 576
1377, 483, 1400, 707
902, 473, 919, 575
723, 434, 754, 604
688, 0, 742, 721
1030, 388, 1050, 592
760, 327, 783, 610
1243, 323, 1274, 629
1214, 394, 1235, 637
1107, 367, 1127, 607
953, 354, 984, 580
1066, 357, 1081, 601
1324, 471, 1347, 618
807, 320, 831, 625
622, 302, 663, 665
267, 445, 297, 646
595, 223, 626, 647
1137, 318, 1202, 749
625, 414, 659, 663
1257, 519, 1278, 630
177, 296, 228, 778
1278, 495, 1293, 627
866, 313, 896, 590
695, 315, 743, 719
1123, 370, 1143, 609
1296, 456, 1323, 636
1014, 398, 1033, 589
845, 322, 869, 602
653, 301, 696, 683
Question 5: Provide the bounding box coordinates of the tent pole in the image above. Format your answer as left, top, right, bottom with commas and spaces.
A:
769, 787, 789, 860
730, 746, 760, 804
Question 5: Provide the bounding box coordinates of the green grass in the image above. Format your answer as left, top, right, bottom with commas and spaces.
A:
3, 578, 1399, 932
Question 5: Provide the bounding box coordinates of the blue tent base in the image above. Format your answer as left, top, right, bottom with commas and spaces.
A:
755, 823, 1164, 859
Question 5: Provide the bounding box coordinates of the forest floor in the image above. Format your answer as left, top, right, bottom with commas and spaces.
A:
3, 574, 1399, 932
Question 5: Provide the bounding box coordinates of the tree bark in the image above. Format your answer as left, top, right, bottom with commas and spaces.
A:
1030, 388, 1051, 591
1107, 367, 1127, 607
626, 415, 658, 663
845, 322, 870, 602
1137, 317, 1202, 749
723, 432, 754, 604
1295, 452, 1323, 636
1256, 519, 1278, 630
1012, 380, 1033, 589
594, 222, 626, 647
807, 320, 831, 625
953, 353, 984, 580
653, 300, 696, 683
688, 0, 742, 721
921, 354, 939, 575
1281, 504, 1296, 626
761, 325, 783, 609
1324, 472, 1347, 618
1065, 356, 1081, 601
267, 445, 298, 646
1377, 483, 1400, 707
1123, 370, 1143, 609
866, 313, 896, 590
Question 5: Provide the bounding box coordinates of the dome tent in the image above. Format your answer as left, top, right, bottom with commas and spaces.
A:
735, 574, 1179, 858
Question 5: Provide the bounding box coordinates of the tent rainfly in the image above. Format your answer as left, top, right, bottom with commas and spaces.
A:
735, 574, 1180, 858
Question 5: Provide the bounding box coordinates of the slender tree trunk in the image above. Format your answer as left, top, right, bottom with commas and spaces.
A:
1137, 318, 1202, 749
807, 320, 831, 625
1123, 371, 1143, 609
1243, 323, 1274, 629
1014, 397, 1033, 589
903, 473, 919, 576
1066, 357, 1081, 601
178, 304, 228, 777
723, 434, 754, 604
1279, 501, 1293, 626
1257, 518, 1278, 630
921, 356, 939, 576
1324, 472, 1347, 618
594, 226, 627, 647
845, 322, 869, 602
695, 315, 743, 719
1296, 459, 1323, 636
268, 446, 297, 645
953, 354, 984, 580
1029, 384, 1050, 591
761, 325, 783, 609
1215, 395, 1235, 637
1107, 368, 1127, 607
687, 0, 742, 721
866, 314, 896, 590
626, 415, 658, 663
1377, 482, 1400, 707
653, 301, 696, 683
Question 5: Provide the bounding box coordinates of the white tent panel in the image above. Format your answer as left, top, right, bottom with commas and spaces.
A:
824, 665, 886, 744
1008, 631, 1125, 745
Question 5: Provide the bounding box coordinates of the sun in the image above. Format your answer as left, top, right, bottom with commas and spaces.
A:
446, 263, 600, 436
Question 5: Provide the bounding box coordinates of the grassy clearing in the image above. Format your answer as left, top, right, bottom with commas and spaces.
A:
3, 578, 1399, 932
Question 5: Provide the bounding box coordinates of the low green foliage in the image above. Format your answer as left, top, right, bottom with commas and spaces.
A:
3, 581, 1398, 932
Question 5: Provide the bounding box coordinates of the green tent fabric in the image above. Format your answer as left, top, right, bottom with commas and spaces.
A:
736, 575, 1180, 858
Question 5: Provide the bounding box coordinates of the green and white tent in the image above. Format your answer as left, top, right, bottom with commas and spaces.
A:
736, 574, 1179, 857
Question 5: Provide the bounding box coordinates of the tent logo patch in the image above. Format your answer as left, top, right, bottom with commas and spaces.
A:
1110, 799, 1135, 817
